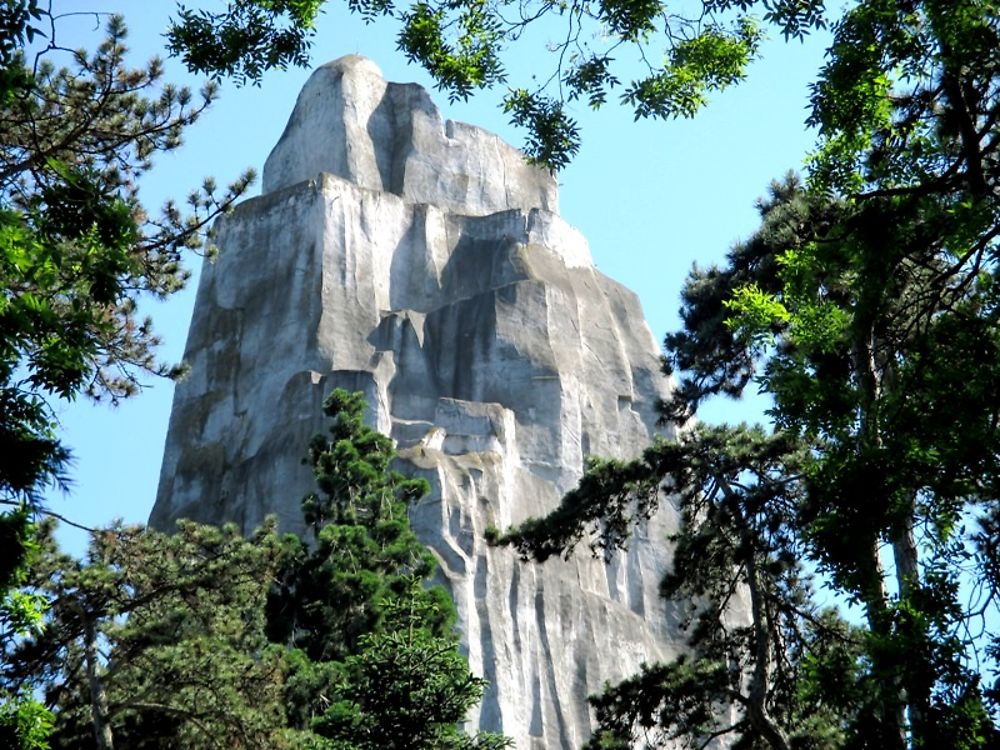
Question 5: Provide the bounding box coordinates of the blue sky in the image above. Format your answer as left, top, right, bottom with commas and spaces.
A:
47, 2, 829, 551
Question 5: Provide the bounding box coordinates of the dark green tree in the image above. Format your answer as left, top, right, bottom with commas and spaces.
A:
492, 1, 1000, 744
269, 389, 509, 748
1, 519, 290, 750
266, 388, 443, 665
314, 581, 511, 750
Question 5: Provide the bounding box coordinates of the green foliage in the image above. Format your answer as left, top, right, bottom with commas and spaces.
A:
1, 13, 252, 414
656, 173, 844, 424
313, 583, 512, 749
723, 282, 790, 344
271, 389, 506, 745
0, 0, 41, 102
806, 0, 1000, 198
622, 18, 761, 120
166, 0, 825, 169
0, 506, 38, 599
584, 657, 732, 749
0, 14, 255, 668
3, 9, 501, 749
397, 0, 505, 102
168, 0, 325, 85
1, 10, 254, 507
0, 506, 50, 750
502, 89, 579, 171
496, 2, 1000, 743
500, 421, 870, 748
493, 450, 663, 562
0, 697, 54, 750
268, 389, 442, 665
2, 520, 290, 750
0, 19, 255, 747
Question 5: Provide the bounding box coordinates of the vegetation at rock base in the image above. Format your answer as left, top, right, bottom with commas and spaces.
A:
266, 388, 510, 749
495, 1, 1000, 747
1, 389, 509, 749
2, 519, 289, 749
310, 586, 512, 750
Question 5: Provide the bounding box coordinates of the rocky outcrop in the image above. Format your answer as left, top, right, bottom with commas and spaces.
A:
151, 56, 684, 749
262, 56, 557, 215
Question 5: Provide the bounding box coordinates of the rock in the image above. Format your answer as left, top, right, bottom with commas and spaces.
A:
151, 57, 685, 749
262, 55, 559, 216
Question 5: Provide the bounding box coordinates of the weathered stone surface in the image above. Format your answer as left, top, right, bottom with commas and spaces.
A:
151, 56, 684, 749
262, 55, 559, 216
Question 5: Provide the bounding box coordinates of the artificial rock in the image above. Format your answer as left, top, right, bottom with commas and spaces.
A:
150, 56, 684, 749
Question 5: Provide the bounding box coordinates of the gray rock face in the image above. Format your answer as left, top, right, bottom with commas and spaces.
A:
263, 56, 558, 216
151, 56, 684, 749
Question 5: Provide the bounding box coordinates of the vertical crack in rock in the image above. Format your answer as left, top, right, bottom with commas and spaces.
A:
151, 55, 686, 748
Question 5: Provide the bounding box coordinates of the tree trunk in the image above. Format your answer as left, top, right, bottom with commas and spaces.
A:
84, 615, 114, 750
718, 475, 792, 750
744, 549, 792, 750
858, 540, 908, 750
853, 328, 908, 749
892, 512, 930, 744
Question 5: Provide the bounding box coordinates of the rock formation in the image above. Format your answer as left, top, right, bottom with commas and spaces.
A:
151, 56, 685, 749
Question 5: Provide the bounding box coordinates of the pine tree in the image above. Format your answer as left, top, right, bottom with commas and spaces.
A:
314, 583, 511, 750
1, 7, 252, 510
267, 388, 443, 665
270, 389, 510, 748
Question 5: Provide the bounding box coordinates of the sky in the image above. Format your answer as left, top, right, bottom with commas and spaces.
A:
46, 2, 830, 553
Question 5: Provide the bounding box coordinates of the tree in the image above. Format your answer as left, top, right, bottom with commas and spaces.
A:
499, 173, 1000, 747
266, 388, 443, 666
1, 519, 289, 750
1, 6, 251, 509
491, 1, 1000, 746
269, 389, 510, 748
315, 583, 511, 750
164, 0, 829, 169
1, 6, 253, 745
0, 507, 52, 749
